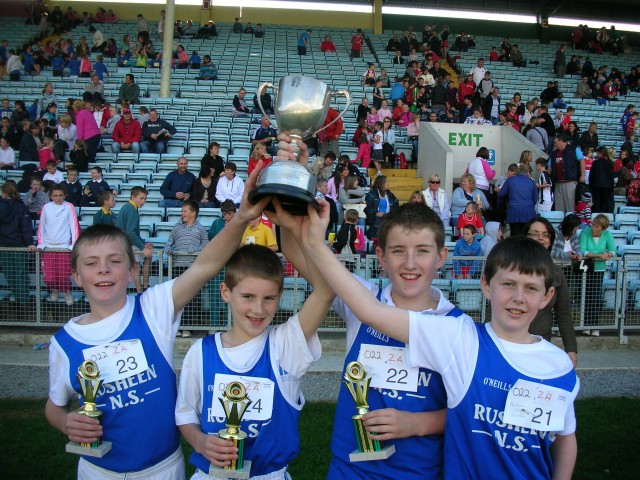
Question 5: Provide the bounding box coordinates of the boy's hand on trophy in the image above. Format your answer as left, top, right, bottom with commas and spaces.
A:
362, 408, 421, 441
65, 411, 103, 443
276, 133, 309, 167
199, 433, 238, 467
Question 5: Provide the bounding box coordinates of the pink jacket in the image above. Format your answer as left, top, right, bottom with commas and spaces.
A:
355, 142, 372, 168
75, 108, 101, 140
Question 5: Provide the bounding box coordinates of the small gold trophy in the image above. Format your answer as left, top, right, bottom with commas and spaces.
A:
209, 382, 253, 479
65, 360, 112, 457
343, 361, 396, 462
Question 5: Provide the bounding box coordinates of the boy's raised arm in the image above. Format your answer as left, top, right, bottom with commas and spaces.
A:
172, 162, 270, 314
268, 199, 334, 340
302, 200, 410, 343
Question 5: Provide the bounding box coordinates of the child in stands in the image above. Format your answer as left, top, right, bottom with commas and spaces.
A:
453, 224, 483, 279
37, 183, 80, 305
457, 201, 484, 236
93, 190, 117, 226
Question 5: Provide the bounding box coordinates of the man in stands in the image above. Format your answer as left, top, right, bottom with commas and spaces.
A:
232, 87, 250, 115
350, 29, 365, 60
470, 58, 486, 88
112, 108, 141, 153
481, 87, 500, 125
83, 75, 105, 103
250, 115, 277, 157
555, 43, 567, 78
318, 107, 343, 157
159, 156, 196, 208
525, 117, 550, 152
118, 73, 140, 105
253, 88, 273, 115
536, 104, 556, 141
575, 76, 593, 99
549, 133, 585, 213
140, 109, 177, 154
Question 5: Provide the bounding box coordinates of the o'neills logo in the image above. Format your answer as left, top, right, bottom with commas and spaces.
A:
483, 377, 512, 392
366, 326, 389, 342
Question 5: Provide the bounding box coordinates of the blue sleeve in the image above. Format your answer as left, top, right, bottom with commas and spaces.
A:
453, 240, 463, 275
160, 171, 176, 198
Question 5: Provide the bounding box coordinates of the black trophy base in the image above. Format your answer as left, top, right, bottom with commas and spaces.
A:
349, 444, 396, 462
66, 441, 112, 458
209, 460, 252, 479
249, 184, 319, 216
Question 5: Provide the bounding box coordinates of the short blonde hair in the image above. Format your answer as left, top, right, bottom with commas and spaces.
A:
460, 173, 476, 190
429, 174, 441, 182
592, 214, 610, 230
59, 115, 71, 126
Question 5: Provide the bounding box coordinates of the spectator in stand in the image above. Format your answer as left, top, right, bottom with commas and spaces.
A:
422, 173, 450, 225
253, 88, 273, 115
0, 136, 16, 169
117, 73, 140, 105
248, 143, 273, 175
192, 164, 218, 208
19, 122, 41, 165
550, 133, 585, 213
250, 115, 278, 157
589, 146, 615, 213
140, 109, 176, 154
309, 151, 336, 182
69, 139, 89, 173
580, 122, 599, 151
64, 168, 82, 207
232, 87, 251, 115
377, 68, 390, 88
614, 155, 635, 196
356, 97, 371, 123
386, 34, 401, 52
321, 35, 336, 53
83, 75, 105, 103
316, 107, 343, 158
555, 44, 567, 78
350, 29, 365, 60
201, 141, 225, 179
470, 58, 487, 87
498, 163, 538, 236
297, 29, 311, 56
195, 20, 217, 39
481, 87, 500, 125
197, 55, 217, 80
467, 147, 496, 198
37, 183, 80, 306
0, 182, 36, 309
24, 177, 48, 219
136, 13, 150, 39
215, 162, 244, 206
511, 44, 525, 67
450, 173, 489, 229
536, 105, 556, 141
575, 76, 592, 99
159, 157, 196, 208
111, 108, 141, 154
81, 166, 111, 207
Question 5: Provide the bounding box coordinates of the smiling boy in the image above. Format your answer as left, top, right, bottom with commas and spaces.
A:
302, 219, 580, 480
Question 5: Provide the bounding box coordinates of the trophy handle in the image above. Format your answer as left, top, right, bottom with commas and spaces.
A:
257, 82, 277, 119
314, 89, 352, 137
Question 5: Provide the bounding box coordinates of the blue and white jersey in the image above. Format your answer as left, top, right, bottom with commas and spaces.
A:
328, 282, 460, 480
54, 294, 179, 473
444, 323, 578, 480
190, 332, 301, 477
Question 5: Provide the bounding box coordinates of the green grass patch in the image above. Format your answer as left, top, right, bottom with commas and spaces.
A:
0, 398, 636, 479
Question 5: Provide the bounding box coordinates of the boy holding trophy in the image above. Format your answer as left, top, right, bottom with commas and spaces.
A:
46, 165, 273, 479
175, 198, 333, 479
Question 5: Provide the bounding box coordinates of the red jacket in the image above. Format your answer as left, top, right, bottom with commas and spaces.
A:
112, 118, 142, 143
322, 108, 343, 141
457, 80, 476, 103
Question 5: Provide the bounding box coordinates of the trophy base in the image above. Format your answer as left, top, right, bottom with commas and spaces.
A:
249, 184, 319, 216
349, 445, 396, 463
66, 441, 112, 458
209, 460, 252, 479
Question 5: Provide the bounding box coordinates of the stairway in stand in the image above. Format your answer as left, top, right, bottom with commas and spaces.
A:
367, 168, 423, 203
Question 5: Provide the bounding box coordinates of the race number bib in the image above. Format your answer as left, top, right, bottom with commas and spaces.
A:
503, 379, 571, 432
82, 340, 149, 384
211, 374, 274, 422
358, 344, 419, 392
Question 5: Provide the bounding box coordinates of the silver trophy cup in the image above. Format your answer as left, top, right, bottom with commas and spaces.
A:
249, 76, 351, 215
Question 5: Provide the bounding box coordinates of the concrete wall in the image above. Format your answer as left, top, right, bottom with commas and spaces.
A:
417, 123, 547, 197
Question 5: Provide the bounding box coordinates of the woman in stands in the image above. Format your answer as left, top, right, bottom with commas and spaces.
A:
422, 173, 450, 226
551, 213, 583, 262
338, 174, 366, 208
364, 175, 399, 244
74, 100, 100, 165
55, 115, 77, 162
449, 173, 489, 229
579, 214, 616, 336
466, 146, 495, 199
248, 143, 272, 175
327, 164, 348, 211
192, 164, 219, 208
523, 217, 578, 367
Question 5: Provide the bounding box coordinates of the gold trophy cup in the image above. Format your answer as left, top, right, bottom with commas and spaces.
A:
65, 360, 112, 457
209, 382, 253, 479
343, 361, 395, 462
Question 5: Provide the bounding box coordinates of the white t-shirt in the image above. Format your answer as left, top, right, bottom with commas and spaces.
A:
407, 313, 579, 435
372, 131, 383, 151
49, 280, 181, 407
470, 66, 486, 87
175, 316, 321, 426
0, 146, 15, 166
43, 170, 65, 184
